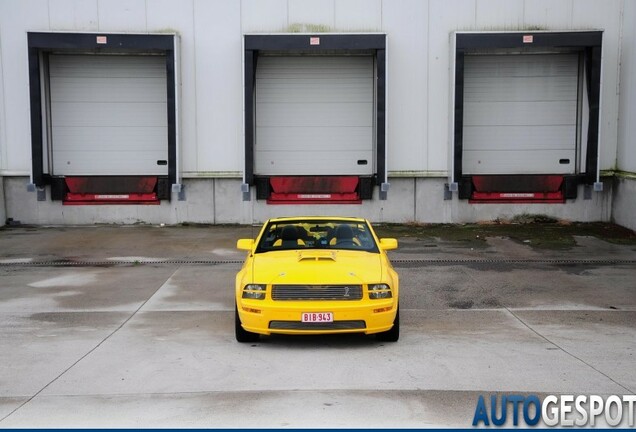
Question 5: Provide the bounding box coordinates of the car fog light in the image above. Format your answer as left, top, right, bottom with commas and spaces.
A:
242, 284, 266, 300
368, 283, 392, 299
369, 291, 392, 299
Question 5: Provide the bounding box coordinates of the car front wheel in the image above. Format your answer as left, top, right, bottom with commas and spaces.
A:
235, 303, 260, 343
375, 307, 399, 342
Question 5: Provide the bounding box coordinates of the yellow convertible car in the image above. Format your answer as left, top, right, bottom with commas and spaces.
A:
235, 216, 399, 342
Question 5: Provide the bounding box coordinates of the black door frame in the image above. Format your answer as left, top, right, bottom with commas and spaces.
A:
27, 32, 178, 191
243, 33, 386, 197
452, 31, 603, 199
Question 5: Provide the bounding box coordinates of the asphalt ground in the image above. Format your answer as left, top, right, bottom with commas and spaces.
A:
0, 224, 635, 428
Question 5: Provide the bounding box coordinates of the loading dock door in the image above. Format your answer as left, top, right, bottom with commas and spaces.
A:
254, 56, 374, 176
463, 54, 578, 175
48, 54, 168, 176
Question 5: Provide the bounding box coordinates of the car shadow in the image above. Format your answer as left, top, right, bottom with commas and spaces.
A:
249, 333, 390, 349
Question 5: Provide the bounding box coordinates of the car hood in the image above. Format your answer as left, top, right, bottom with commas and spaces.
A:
251, 249, 383, 285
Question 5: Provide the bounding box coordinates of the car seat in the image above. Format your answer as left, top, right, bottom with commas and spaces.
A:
280, 225, 300, 248
334, 224, 357, 247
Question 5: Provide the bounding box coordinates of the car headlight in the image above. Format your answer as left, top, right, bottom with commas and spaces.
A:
368, 283, 392, 299
242, 284, 266, 300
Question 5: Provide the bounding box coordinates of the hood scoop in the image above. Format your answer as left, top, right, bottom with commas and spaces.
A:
297, 251, 337, 262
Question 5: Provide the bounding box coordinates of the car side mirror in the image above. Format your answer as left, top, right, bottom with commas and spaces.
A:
379, 238, 398, 250
237, 239, 255, 251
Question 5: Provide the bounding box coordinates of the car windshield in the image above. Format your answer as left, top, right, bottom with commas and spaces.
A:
255, 220, 379, 254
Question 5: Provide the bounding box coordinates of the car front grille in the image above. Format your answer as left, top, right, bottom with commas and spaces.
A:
271, 284, 363, 301
269, 320, 366, 330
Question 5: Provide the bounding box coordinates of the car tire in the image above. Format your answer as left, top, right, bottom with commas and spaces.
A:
235, 303, 260, 343
375, 307, 399, 342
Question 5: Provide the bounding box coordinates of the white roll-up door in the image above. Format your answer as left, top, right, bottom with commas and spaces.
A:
463, 54, 579, 175
255, 56, 374, 176
49, 54, 168, 176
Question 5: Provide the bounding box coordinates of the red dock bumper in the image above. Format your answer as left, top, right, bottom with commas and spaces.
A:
63, 177, 160, 205
267, 176, 362, 204
469, 175, 565, 204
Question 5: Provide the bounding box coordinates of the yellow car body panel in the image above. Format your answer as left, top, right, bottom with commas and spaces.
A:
235, 217, 399, 338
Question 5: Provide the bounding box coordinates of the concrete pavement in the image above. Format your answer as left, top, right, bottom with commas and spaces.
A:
0, 225, 634, 427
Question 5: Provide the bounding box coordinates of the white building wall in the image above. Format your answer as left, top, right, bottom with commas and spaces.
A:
0, 0, 632, 226
613, 0, 636, 232
617, 0, 636, 174
572, 0, 623, 173
0, 11, 5, 226
190, 0, 243, 176
428, 0, 475, 176
383, 0, 428, 175
0, 0, 49, 176
241, 0, 287, 32
523, 0, 573, 29
0, 0, 627, 176
146, 0, 197, 176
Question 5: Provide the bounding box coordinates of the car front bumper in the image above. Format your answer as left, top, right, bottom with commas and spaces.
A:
237, 299, 398, 336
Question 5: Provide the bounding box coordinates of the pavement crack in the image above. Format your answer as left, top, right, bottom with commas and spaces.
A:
1, 258, 635, 268
504, 307, 634, 394
0, 266, 182, 424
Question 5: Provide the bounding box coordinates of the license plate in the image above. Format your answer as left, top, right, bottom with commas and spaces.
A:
301, 312, 333, 323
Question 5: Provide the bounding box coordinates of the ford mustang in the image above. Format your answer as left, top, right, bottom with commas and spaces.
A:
235, 216, 399, 342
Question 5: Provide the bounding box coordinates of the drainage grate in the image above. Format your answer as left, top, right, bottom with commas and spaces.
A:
0, 259, 243, 267
392, 258, 636, 265
0, 258, 634, 268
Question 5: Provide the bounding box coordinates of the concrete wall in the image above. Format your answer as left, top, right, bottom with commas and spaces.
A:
4, 177, 217, 226
5, 176, 613, 225
0, 176, 5, 226
611, 177, 636, 232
